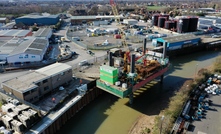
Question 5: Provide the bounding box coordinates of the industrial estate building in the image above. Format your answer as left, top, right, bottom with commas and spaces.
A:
70, 15, 124, 25
152, 34, 201, 51
33, 28, 52, 39
15, 13, 59, 26
1, 63, 72, 103
0, 29, 32, 37
6, 38, 49, 63
0, 28, 52, 63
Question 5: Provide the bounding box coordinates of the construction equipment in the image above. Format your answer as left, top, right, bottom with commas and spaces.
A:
110, 0, 127, 47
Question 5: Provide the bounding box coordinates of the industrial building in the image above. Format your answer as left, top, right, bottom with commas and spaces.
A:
1, 63, 72, 103
6, 37, 49, 64
15, 13, 59, 26
0, 29, 32, 37
152, 34, 201, 51
70, 15, 124, 25
33, 28, 52, 39
123, 19, 138, 25
152, 14, 198, 33
0, 37, 22, 61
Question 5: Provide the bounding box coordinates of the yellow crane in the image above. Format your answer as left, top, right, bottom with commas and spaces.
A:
110, 0, 127, 47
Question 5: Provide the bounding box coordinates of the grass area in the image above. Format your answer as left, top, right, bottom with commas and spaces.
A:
147, 6, 166, 11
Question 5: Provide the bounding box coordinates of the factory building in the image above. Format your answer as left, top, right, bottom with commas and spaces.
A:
0, 29, 32, 37
15, 13, 59, 26
33, 28, 52, 39
1, 63, 72, 103
70, 15, 124, 25
123, 19, 138, 25
6, 38, 49, 64
152, 34, 201, 51
0, 38, 21, 61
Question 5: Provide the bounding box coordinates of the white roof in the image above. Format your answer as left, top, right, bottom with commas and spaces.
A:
35, 63, 72, 76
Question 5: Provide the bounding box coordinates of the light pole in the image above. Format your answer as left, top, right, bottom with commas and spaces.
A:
194, 64, 198, 81
160, 115, 164, 134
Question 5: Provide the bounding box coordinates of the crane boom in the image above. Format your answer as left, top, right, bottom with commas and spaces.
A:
110, 0, 126, 47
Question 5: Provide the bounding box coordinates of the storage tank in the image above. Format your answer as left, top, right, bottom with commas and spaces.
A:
174, 20, 178, 31
161, 14, 169, 20
188, 17, 198, 32
177, 18, 189, 33
152, 14, 160, 26
158, 17, 167, 28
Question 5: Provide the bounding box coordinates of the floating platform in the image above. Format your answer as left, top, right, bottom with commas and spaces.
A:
96, 64, 169, 98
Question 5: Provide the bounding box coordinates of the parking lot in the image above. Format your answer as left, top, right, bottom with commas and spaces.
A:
187, 94, 221, 134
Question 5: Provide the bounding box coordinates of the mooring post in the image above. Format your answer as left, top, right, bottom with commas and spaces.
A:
129, 92, 133, 104
160, 74, 164, 84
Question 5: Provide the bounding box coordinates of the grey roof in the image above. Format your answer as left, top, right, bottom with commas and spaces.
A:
8, 38, 48, 56
0, 18, 6, 21
0, 38, 20, 55
2, 63, 71, 93
0, 30, 31, 37
2, 71, 48, 93
35, 62, 72, 76
71, 16, 97, 20
162, 34, 200, 44
71, 15, 124, 20
33, 28, 52, 38
17, 14, 59, 19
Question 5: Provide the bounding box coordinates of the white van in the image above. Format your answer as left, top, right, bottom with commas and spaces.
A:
78, 60, 88, 66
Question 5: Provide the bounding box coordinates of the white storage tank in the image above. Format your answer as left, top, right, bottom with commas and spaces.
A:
122, 83, 127, 89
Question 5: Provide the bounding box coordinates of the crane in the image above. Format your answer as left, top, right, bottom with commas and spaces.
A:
110, 0, 126, 47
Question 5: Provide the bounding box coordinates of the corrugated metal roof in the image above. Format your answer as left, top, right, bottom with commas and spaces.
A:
8, 38, 48, 56
33, 28, 51, 38
18, 14, 59, 19
71, 16, 97, 20
162, 34, 200, 43
35, 63, 72, 76
0, 30, 31, 37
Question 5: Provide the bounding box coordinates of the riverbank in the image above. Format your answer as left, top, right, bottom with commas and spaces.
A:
128, 55, 220, 134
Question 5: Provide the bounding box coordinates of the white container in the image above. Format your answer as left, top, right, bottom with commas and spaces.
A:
122, 83, 127, 89
115, 81, 120, 86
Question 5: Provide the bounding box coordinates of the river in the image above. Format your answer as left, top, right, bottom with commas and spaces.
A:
56, 50, 221, 134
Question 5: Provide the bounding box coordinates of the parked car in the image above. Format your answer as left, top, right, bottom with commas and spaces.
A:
86, 50, 95, 55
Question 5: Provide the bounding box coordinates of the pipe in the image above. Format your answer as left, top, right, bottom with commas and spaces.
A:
163, 42, 167, 59
143, 38, 147, 55
130, 54, 135, 73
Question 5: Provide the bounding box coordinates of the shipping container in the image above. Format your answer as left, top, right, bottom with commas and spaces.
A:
100, 65, 118, 76
100, 74, 118, 85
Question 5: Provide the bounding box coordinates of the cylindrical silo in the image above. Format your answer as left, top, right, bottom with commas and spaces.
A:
161, 14, 169, 21
152, 14, 160, 26
177, 18, 189, 33
165, 21, 170, 29
158, 17, 167, 28
188, 17, 198, 32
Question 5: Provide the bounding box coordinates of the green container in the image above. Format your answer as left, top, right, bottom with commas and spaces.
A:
100, 65, 118, 76
100, 73, 118, 85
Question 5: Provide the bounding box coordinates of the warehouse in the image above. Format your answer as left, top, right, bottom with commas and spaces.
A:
0, 30, 32, 37
70, 15, 124, 25
7, 37, 49, 64
0, 38, 21, 61
15, 13, 59, 26
123, 19, 138, 25
71, 16, 97, 25
33, 28, 52, 39
1, 63, 72, 103
152, 34, 201, 51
